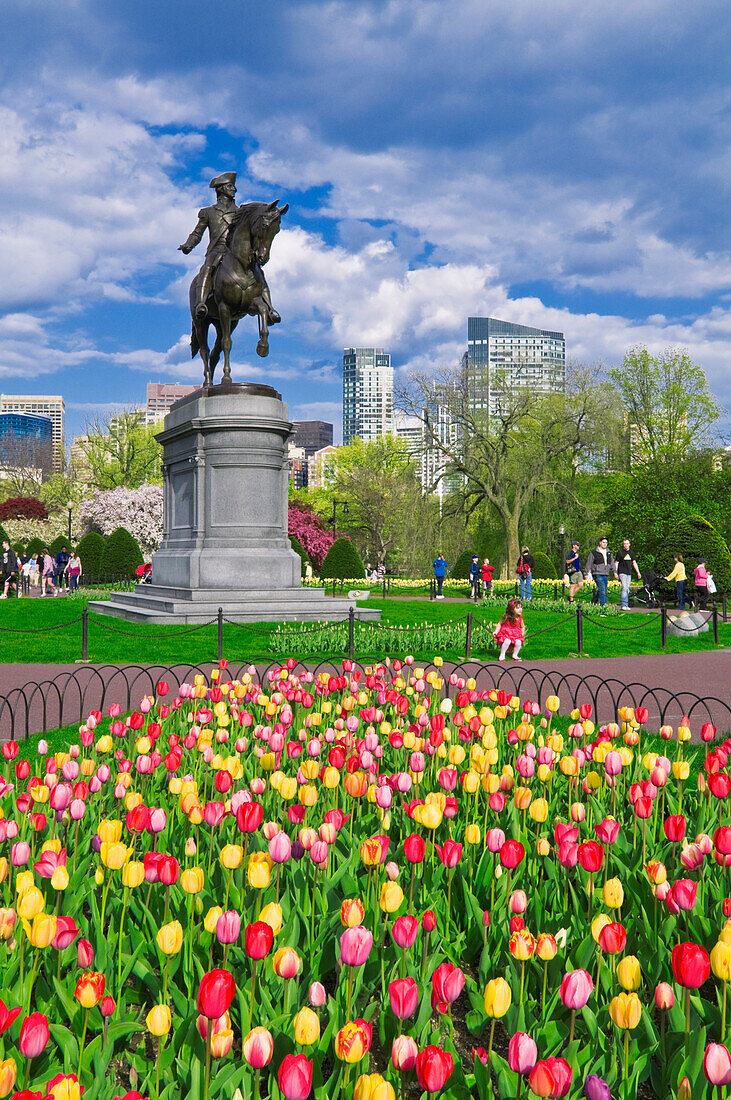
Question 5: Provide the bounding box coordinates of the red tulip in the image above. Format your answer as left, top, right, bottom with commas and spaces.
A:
635, 707, 649, 725
598, 923, 626, 955
100, 996, 116, 1017
500, 840, 525, 869
664, 815, 687, 843
559, 969, 593, 1010
391, 915, 419, 950
554, 822, 579, 846
340, 926, 373, 967
77, 940, 94, 968
435, 840, 462, 868
158, 856, 179, 885
277, 1053, 313, 1100
671, 880, 698, 912
125, 805, 149, 834
422, 910, 436, 932
431, 962, 465, 1013
52, 916, 79, 951
19, 1013, 50, 1058
715, 827, 731, 855
557, 841, 578, 868
389, 978, 419, 1019
594, 818, 620, 845
197, 969, 236, 1018
244, 922, 274, 960
672, 942, 710, 988
415, 1045, 454, 1093
236, 801, 263, 834
577, 841, 603, 873
403, 834, 426, 863
508, 1032, 538, 1075
528, 1056, 572, 1098
709, 774, 731, 799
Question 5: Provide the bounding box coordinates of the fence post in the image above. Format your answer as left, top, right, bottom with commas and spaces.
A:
348, 607, 355, 660
562, 582, 566, 600
81, 608, 88, 662
514, 582, 519, 597
465, 612, 473, 659
429, 580, 435, 600
661, 606, 667, 649
576, 605, 583, 654
217, 607, 224, 662
723, 595, 728, 623
553, 583, 557, 602
382, 576, 386, 599
713, 605, 719, 645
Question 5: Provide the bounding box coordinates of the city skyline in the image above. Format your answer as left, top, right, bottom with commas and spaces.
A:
1, 1, 729, 449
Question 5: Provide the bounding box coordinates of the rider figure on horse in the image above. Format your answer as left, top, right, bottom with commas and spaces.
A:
178, 171, 239, 319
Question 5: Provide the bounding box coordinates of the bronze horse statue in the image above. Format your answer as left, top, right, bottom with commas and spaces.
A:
189, 200, 288, 384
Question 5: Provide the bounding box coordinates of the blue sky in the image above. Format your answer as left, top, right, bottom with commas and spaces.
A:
1, 0, 729, 444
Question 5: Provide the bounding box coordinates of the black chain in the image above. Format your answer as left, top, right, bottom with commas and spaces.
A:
88, 616, 218, 638
584, 613, 662, 632
0, 617, 83, 634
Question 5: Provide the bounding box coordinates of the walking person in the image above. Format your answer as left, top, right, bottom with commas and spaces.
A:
469, 554, 481, 601
565, 541, 583, 603
41, 548, 56, 596
481, 557, 494, 598
28, 553, 40, 589
585, 537, 616, 608
67, 550, 82, 593
516, 547, 534, 601
20, 555, 33, 596
665, 554, 687, 610
615, 538, 641, 610
432, 553, 449, 599
493, 599, 525, 662
694, 557, 709, 610
55, 545, 70, 592
1, 540, 19, 599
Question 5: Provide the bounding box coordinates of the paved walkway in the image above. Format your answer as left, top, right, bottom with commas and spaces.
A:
0, 650, 728, 741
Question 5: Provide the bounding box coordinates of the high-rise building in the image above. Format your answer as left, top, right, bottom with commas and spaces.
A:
291, 420, 333, 458
0, 395, 65, 452
466, 317, 565, 412
145, 383, 198, 425
288, 442, 308, 490
342, 348, 393, 445
0, 412, 54, 473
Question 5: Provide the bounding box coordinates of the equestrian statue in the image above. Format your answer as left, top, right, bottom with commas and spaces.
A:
179, 171, 288, 385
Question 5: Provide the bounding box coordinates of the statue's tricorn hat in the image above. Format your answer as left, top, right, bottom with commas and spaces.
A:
209, 171, 237, 190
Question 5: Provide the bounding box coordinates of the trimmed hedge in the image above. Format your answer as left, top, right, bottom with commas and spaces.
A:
289, 535, 310, 579
25, 537, 45, 558
49, 535, 70, 559
450, 550, 474, 580
655, 514, 731, 595
76, 532, 106, 578
100, 527, 143, 578
531, 550, 558, 579
320, 537, 365, 579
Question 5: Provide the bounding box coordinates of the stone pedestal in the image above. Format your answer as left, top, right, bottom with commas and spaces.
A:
90, 382, 379, 624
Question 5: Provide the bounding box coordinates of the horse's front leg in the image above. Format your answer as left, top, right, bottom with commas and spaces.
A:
196, 316, 212, 386
254, 297, 269, 357
218, 301, 234, 379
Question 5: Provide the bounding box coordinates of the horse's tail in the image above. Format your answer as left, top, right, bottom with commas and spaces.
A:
190, 321, 199, 359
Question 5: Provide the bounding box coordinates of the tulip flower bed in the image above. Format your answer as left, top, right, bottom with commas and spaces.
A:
0, 657, 729, 1100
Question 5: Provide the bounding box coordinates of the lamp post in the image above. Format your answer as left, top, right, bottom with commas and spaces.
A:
559, 523, 566, 577
68, 506, 73, 543
330, 499, 349, 534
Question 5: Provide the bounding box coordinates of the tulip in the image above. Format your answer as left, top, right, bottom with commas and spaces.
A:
215, 912, 241, 946
664, 814, 687, 842
609, 992, 642, 1029
197, 970, 235, 1018
391, 1035, 418, 1073
243, 1027, 273, 1067
508, 1032, 537, 1076
602, 878, 624, 909
77, 939, 94, 968
500, 839, 525, 868
379, 881, 404, 913
309, 981, 326, 1007
391, 915, 419, 949
244, 921, 274, 959
273, 946, 301, 979
583, 1075, 611, 1100
156, 920, 183, 956
390, 978, 419, 1019
672, 942, 710, 988
415, 1045, 454, 1094
19, 1012, 50, 1058
617, 955, 641, 991
671, 880, 697, 912
0, 1001, 21, 1036
598, 922, 626, 955
0, 1060, 15, 1098
484, 977, 511, 1018
528, 1057, 572, 1098
353, 1073, 395, 1100
74, 972, 105, 1008
146, 1004, 171, 1036
341, 926, 373, 967
704, 1043, 731, 1087
277, 1053, 313, 1100
293, 1007, 320, 1045
536, 933, 557, 961
335, 1019, 372, 1063
560, 969, 593, 1010
259, 902, 283, 935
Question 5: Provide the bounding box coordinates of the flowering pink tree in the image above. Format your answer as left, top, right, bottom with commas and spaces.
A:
78, 484, 163, 558
288, 501, 335, 568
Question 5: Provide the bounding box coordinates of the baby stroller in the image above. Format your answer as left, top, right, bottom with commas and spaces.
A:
634, 568, 660, 608
135, 563, 152, 585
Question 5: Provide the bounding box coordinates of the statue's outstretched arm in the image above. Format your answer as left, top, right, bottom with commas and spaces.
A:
179, 209, 208, 254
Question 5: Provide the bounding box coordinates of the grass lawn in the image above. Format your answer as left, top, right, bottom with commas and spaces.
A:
0, 593, 728, 665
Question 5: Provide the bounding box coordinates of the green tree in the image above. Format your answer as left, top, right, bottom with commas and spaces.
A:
289, 534, 310, 578
655, 515, 731, 595
76, 532, 106, 578
100, 527, 143, 577
608, 346, 721, 463
76, 411, 162, 491
320, 537, 365, 579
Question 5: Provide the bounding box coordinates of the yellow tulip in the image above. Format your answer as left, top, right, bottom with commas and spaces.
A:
379, 882, 404, 914
293, 1006, 320, 1045
529, 798, 548, 823
220, 844, 243, 870
0, 1058, 16, 1099
122, 861, 146, 889
17, 887, 44, 920
97, 819, 123, 843
673, 761, 690, 780
146, 1004, 172, 1036
204, 906, 223, 934
484, 977, 511, 1018
247, 852, 273, 889
354, 1073, 396, 1100
15, 871, 34, 896
259, 902, 283, 935
23, 913, 57, 948
603, 878, 624, 909
609, 992, 642, 1029
181, 867, 205, 894
100, 842, 130, 870
51, 866, 69, 891
711, 941, 731, 982
616, 955, 642, 991
465, 824, 481, 845
156, 920, 183, 956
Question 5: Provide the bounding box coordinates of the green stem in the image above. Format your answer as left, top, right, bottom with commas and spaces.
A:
26, 950, 40, 1014
77, 1008, 89, 1078
117, 888, 129, 996
203, 1023, 212, 1100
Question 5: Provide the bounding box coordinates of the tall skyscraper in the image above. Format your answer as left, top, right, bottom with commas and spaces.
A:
466, 317, 565, 412
146, 383, 198, 424
291, 420, 333, 457
0, 395, 65, 451
342, 348, 393, 445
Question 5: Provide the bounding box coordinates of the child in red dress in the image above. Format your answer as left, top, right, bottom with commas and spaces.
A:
494, 599, 525, 661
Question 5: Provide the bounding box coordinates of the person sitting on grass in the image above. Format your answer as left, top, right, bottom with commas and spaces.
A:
494, 598, 525, 662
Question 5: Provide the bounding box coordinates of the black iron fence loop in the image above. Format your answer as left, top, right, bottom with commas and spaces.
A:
583, 613, 662, 633
0, 617, 83, 635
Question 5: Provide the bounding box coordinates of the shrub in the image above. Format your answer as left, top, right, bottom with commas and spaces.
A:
76, 532, 107, 579
0, 496, 48, 521
289, 534, 310, 578
655, 514, 731, 595
450, 550, 473, 579
288, 502, 335, 568
100, 527, 144, 578
320, 537, 365, 579
531, 551, 558, 579
49, 535, 70, 559
25, 536, 45, 558
0, 524, 9, 547
12, 542, 25, 557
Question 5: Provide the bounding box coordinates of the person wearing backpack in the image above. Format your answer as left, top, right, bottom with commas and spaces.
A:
516, 547, 534, 601
1, 541, 19, 599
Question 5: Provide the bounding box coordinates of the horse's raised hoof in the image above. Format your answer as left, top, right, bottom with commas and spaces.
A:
269, 310, 281, 324
195, 304, 208, 319
256, 338, 269, 357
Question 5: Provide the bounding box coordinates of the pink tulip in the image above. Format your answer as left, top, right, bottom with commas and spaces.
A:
216, 911, 241, 945
508, 1032, 538, 1076
19, 1012, 50, 1058
389, 978, 419, 1019
11, 842, 30, 866
309, 982, 326, 1007
510, 891, 528, 914
269, 832, 292, 863
309, 840, 328, 865
704, 1043, 731, 1086
655, 982, 674, 1010
486, 828, 505, 853
671, 880, 698, 912
431, 962, 465, 1013
340, 926, 373, 967
559, 969, 593, 1010
77, 939, 94, 968
392, 1034, 418, 1072
391, 915, 419, 949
